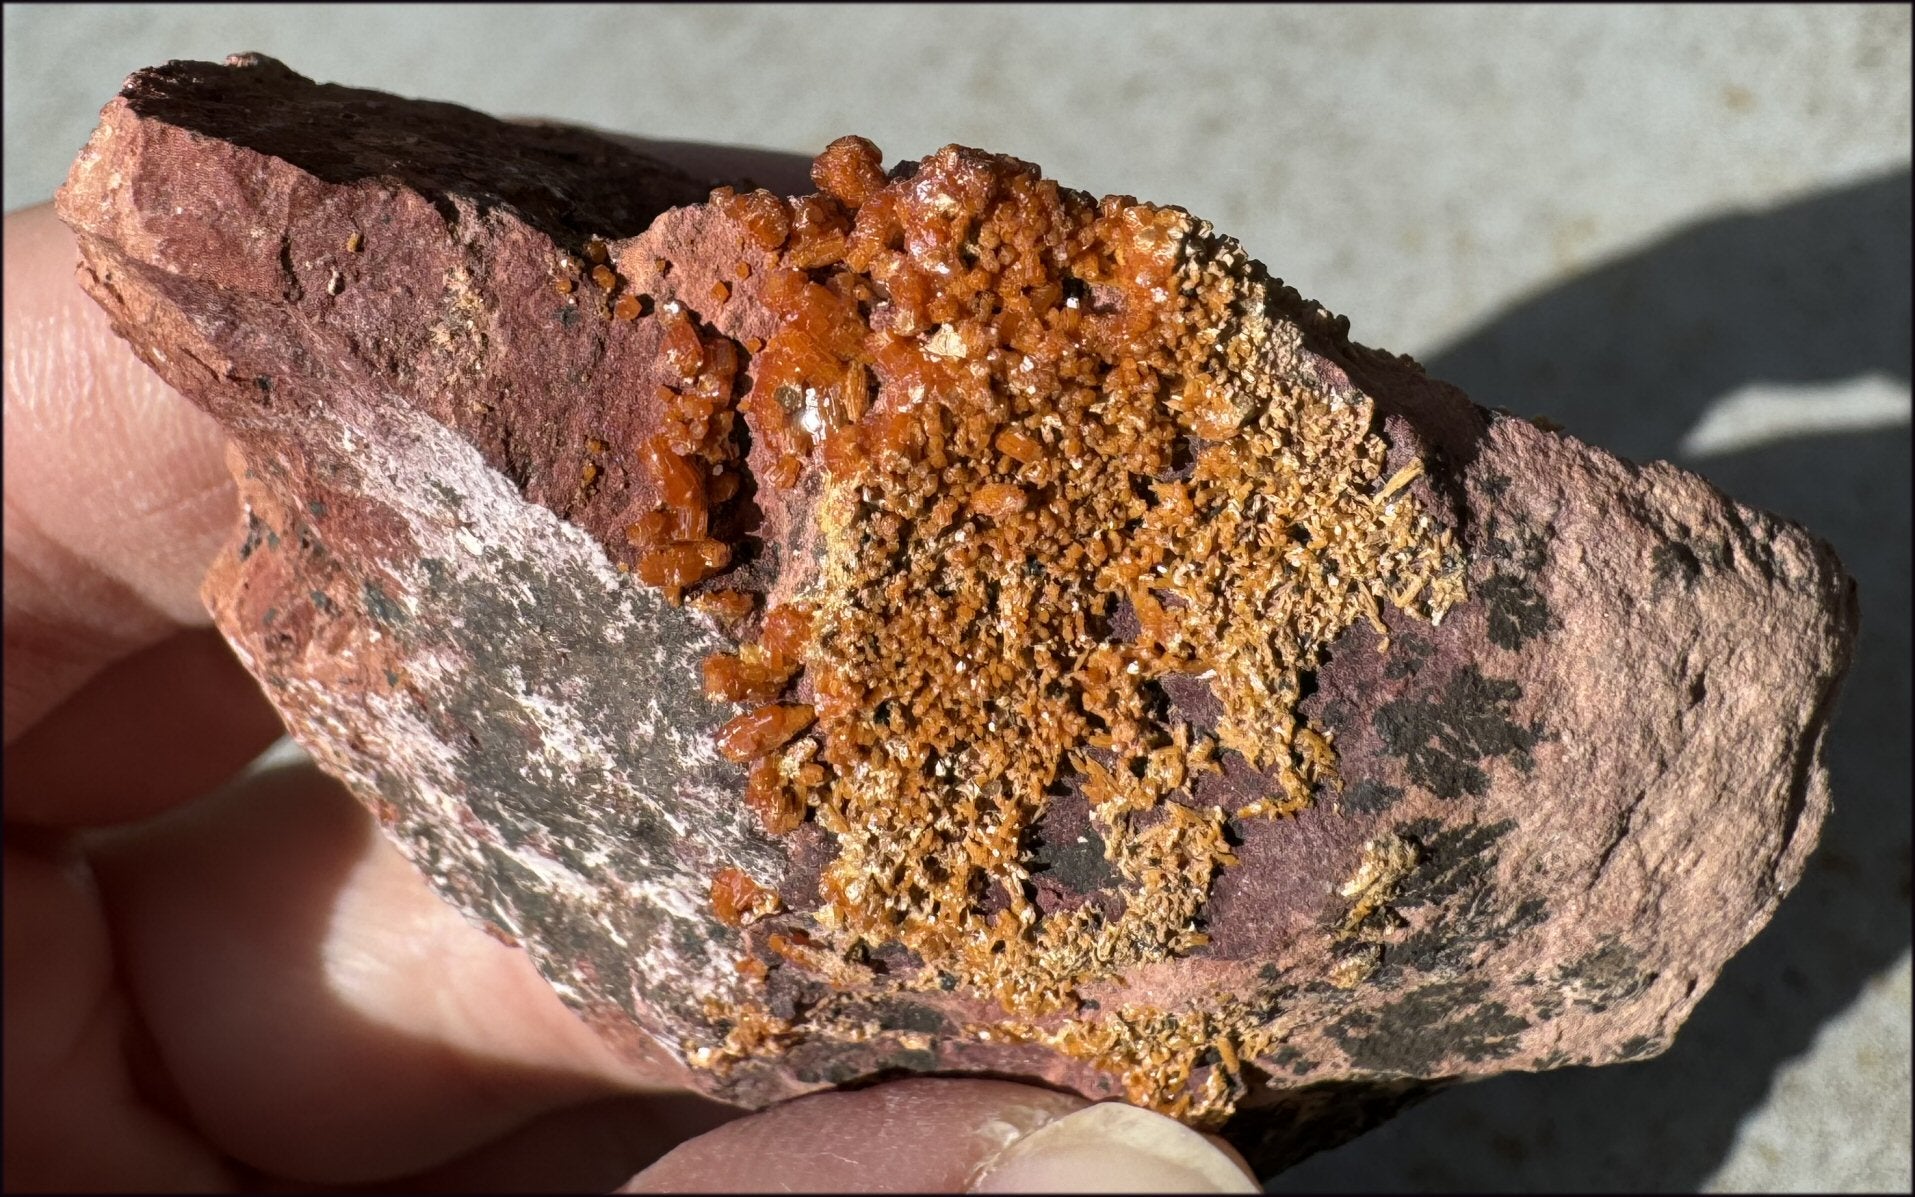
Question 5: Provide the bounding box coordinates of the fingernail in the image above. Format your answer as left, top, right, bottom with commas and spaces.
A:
969, 1102, 1260, 1193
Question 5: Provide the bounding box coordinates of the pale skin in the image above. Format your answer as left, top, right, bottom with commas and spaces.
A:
2, 140, 1258, 1191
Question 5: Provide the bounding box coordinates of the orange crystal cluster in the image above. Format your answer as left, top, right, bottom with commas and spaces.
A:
623, 310, 749, 601
551, 237, 753, 604
688, 136, 1463, 1031
700, 605, 825, 837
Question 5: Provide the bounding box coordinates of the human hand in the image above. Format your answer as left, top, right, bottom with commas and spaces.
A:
3, 187, 1259, 1193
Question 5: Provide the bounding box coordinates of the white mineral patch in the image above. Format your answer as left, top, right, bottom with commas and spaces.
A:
285, 401, 761, 1020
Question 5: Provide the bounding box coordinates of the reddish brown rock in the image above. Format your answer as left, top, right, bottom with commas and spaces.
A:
57, 56, 1856, 1173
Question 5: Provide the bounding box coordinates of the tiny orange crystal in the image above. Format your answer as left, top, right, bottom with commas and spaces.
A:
716, 704, 816, 763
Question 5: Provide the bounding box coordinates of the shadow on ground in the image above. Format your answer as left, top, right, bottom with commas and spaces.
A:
1270, 168, 1912, 1192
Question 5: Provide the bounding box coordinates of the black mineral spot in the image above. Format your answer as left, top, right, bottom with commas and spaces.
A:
1616, 1034, 1662, 1061
1328, 979, 1530, 1075
1028, 817, 1119, 895
238, 512, 267, 561
293, 524, 329, 561
668, 921, 708, 963
254, 375, 273, 393
1478, 573, 1552, 650
385, 669, 400, 687
1374, 667, 1541, 799
1555, 937, 1654, 1014
557, 304, 579, 328
1393, 817, 1512, 911
1372, 819, 1550, 988
866, 941, 924, 979
362, 579, 408, 626
859, 999, 950, 1037
1505, 896, 1548, 934
1292, 976, 1334, 999
1341, 779, 1404, 816
1489, 520, 1548, 573
1382, 631, 1434, 680
766, 987, 802, 1023
1269, 1044, 1316, 1076
794, 1055, 869, 1086
308, 588, 337, 615
1472, 515, 1553, 650
307, 499, 328, 518
1651, 541, 1703, 590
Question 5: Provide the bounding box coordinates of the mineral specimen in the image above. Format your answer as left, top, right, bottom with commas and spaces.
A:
56, 55, 1857, 1172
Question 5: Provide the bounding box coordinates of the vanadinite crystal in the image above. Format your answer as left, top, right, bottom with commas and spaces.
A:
679, 139, 1472, 1123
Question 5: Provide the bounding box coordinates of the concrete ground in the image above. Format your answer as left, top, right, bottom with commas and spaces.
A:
6, 4, 1908, 1190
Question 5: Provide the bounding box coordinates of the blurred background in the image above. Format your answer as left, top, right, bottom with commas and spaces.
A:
5, 4, 1907, 1190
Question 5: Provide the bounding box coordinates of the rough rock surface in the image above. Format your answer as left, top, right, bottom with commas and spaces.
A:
56, 56, 1858, 1173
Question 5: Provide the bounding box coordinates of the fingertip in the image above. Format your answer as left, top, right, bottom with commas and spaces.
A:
968, 1102, 1261, 1193
621, 1077, 1086, 1193
4, 202, 240, 739
4, 201, 237, 618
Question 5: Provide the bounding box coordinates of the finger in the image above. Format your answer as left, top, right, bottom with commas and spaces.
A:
624, 1078, 1260, 1193
354, 1091, 738, 1195
3, 205, 240, 744
85, 759, 705, 1184
3, 627, 285, 827
2, 838, 236, 1191
623, 1078, 1086, 1192
968, 1104, 1261, 1192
